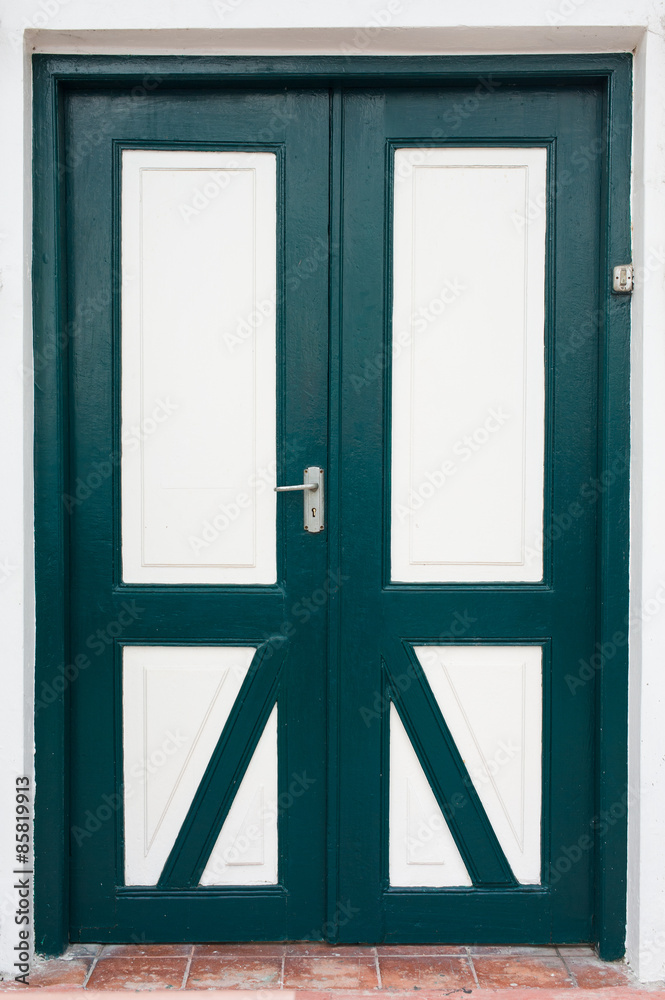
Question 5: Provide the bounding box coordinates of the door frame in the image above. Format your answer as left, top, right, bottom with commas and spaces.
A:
33, 52, 632, 959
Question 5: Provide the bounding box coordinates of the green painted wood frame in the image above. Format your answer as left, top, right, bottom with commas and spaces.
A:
33, 52, 632, 960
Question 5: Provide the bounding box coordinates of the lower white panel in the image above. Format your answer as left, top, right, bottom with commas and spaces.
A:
417, 644, 543, 884
201, 706, 278, 885
122, 645, 255, 886
389, 706, 472, 887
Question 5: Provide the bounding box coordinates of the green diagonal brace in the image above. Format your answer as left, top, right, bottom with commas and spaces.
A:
385, 642, 517, 887
158, 641, 286, 888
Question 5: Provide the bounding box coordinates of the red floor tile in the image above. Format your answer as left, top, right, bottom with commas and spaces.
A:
0, 942, 646, 993
473, 955, 574, 989
86, 956, 188, 990
193, 943, 286, 957
558, 947, 598, 956
564, 958, 633, 988
283, 956, 379, 989
63, 944, 102, 959
187, 956, 283, 989
286, 993, 333, 1000
379, 955, 476, 990
469, 945, 562, 956
285, 943, 374, 957
376, 944, 468, 955
371, 993, 661, 1000
99, 943, 192, 958
0, 958, 92, 990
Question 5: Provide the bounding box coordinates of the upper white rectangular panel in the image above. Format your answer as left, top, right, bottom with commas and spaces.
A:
121, 150, 277, 584
391, 148, 546, 583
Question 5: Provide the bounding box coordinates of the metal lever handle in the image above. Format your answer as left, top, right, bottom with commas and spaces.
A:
274, 483, 318, 493
274, 467, 324, 533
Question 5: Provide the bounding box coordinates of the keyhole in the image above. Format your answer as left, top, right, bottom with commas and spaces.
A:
312, 507, 317, 518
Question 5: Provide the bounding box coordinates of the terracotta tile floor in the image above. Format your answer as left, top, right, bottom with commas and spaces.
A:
1, 943, 661, 995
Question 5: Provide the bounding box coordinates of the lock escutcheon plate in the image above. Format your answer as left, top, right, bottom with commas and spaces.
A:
303, 467, 324, 533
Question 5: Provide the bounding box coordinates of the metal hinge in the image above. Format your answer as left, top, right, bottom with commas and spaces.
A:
612, 264, 633, 294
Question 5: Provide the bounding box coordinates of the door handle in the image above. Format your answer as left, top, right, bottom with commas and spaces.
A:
274, 483, 318, 493
275, 467, 324, 533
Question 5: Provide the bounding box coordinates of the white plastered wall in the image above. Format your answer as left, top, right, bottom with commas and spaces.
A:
0, 0, 664, 983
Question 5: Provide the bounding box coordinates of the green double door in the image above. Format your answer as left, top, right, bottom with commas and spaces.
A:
65, 77, 605, 945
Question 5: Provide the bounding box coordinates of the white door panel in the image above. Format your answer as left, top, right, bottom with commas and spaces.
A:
417, 644, 543, 884
122, 645, 277, 886
389, 706, 472, 887
121, 150, 277, 584
391, 148, 547, 583
201, 707, 279, 886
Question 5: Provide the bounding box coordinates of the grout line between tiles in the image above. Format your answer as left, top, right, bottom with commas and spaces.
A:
556, 946, 579, 987
467, 950, 480, 989
181, 945, 195, 989
280, 954, 286, 989
374, 947, 382, 990
82, 952, 100, 989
